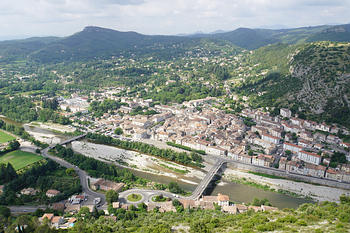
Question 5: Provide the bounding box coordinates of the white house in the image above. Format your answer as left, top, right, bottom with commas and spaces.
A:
261, 133, 281, 144
297, 151, 321, 165
283, 142, 302, 154
280, 108, 292, 118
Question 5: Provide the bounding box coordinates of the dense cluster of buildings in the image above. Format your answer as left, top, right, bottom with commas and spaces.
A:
62, 93, 350, 183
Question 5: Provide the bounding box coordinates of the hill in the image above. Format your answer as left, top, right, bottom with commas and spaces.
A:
1, 26, 234, 63
0, 36, 59, 62
1, 24, 350, 63
235, 41, 350, 127
203, 24, 350, 49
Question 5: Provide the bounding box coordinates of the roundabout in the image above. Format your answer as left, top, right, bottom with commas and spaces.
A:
118, 188, 182, 205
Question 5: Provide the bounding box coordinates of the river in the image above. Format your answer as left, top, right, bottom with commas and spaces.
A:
15, 118, 312, 209
128, 165, 312, 209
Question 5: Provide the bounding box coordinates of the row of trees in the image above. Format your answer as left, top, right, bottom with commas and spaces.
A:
166, 141, 206, 156
86, 133, 204, 167
53, 144, 148, 186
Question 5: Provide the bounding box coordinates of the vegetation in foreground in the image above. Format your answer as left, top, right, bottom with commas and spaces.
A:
0, 195, 349, 232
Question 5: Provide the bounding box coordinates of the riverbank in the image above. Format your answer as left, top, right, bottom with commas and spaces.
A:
27, 122, 75, 134
71, 141, 206, 185
222, 168, 350, 203
21, 123, 337, 207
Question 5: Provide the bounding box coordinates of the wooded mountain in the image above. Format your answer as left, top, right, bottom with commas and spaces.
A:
1, 24, 350, 63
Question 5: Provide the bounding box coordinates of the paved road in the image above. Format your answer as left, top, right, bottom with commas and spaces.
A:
42, 147, 106, 207
189, 159, 225, 200
119, 188, 180, 205
9, 205, 46, 214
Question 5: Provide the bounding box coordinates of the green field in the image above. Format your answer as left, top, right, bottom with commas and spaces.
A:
0, 150, 43, 170
0, 131, 16, 144
127, 193, 142, 202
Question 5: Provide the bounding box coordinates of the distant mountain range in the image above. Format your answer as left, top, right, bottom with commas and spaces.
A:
1, 24, 350, 63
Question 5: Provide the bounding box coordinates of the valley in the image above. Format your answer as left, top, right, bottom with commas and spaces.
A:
0, 23, 350, 232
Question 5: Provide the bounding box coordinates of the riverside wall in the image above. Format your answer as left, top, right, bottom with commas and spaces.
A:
226, 161, 350, 190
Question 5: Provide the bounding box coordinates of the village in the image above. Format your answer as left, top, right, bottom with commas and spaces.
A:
58, 91, 350, 184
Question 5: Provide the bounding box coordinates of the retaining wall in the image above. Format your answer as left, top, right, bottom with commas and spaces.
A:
226, 161, 350, 190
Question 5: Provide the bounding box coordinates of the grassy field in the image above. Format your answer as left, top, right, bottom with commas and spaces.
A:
0, 150, 43, 170
127, 193, 142, 202
0, 131, 16, 144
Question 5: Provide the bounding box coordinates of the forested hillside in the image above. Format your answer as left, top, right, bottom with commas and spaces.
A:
1, 24, 350, 63
233, 41, 350, 127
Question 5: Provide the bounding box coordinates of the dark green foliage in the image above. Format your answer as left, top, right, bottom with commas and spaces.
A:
42, 98, 59, 110
168, 182, 185, 194
0, 160, 81, 205
129, 106, 158, 116
0, 206, 10, 218
53, 144, 147, 185
330, 152, 347, 168
106, 190, 119, 204
86, 133, 203, 167
89, 99, 121, 117
0, 163, 18, 184
251, 198, 271, 206
0, 96, 69, 124
143, 81, 223, 105
166, 141, 206, 155
114, 127, 123, 135
8, 140, 20, 150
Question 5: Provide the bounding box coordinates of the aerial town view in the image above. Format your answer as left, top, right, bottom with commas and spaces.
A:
0, 0, 350, 232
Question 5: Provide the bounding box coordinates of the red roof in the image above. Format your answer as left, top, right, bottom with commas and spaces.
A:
300, 151, 321, 158
262, 133, 281, 140
284, 142, 302, 149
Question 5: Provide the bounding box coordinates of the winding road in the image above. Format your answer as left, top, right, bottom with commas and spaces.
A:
41, 147, 106, 207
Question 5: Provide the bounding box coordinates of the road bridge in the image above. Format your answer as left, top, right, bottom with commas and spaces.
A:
59, 133, 87, 146
189, 159, 226, 200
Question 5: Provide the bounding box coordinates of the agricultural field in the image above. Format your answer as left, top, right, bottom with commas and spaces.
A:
0, 131, 16, 144
0, 150, 43, 170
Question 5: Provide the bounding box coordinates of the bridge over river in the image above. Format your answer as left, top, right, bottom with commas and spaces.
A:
50, 134, 227, 201
189, 159, 226, 200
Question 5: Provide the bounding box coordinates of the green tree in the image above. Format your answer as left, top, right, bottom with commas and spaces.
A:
168, 182, 184, 194
8, 140, 20, 151
114, 128, 123, 135
0, 206, 10, 218
106, 190, 119, 204
65, 168, 76, 176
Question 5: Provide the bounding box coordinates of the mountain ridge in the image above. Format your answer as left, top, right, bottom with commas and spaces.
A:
0, 24, 350, 63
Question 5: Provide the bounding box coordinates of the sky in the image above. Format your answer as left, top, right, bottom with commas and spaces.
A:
1, 0, 350, 39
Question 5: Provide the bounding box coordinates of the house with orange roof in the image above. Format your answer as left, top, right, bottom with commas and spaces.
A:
46, 189, 61, 198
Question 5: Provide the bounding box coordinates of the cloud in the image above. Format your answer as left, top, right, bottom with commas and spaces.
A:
0, 0, 349, 38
